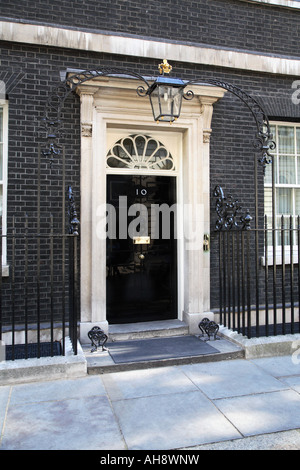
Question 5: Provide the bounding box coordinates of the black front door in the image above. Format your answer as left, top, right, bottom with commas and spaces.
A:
106, 175, 177, 324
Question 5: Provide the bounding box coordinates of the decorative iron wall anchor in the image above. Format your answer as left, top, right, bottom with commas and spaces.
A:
87, 326, 108, 353
213, 185, 252, 231
198, 318, 220, 341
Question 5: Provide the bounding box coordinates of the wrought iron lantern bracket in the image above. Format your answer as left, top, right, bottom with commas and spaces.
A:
183, 78, 276, 173
40, 62, 275, 173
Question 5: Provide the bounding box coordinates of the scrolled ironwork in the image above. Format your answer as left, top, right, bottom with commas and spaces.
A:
136, 85, 148, 97
185, 78, 276, 172
39, 68, 152, 162
198, 318, 220, 341
41, 141, 62, 167
41, 68, 151, 139
205, 321, 220, 341
254, 127, 276, 171
87, 326, 108, 353
213, 185, 252, 231
183, 89, 194, 101
198, 317, 211, 336
40, 67, 275, 176
240, 210, 252, 231
67, 186, 80, 235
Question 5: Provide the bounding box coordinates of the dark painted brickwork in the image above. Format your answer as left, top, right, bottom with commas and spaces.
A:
1, 0, 300, 56
0, 32, 300, 318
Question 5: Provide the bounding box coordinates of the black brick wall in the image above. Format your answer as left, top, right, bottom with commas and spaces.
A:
0, 0, 300, 321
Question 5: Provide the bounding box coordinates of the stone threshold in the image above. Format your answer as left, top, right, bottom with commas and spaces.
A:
83, 321, 245, 374
107, 319, 189, 341
85, 347, 245, 374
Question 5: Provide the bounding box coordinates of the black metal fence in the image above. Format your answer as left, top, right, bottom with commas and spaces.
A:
0, 177, 80, 361
0, 216, 79, 360
215, 215, 300, 338
0, 130, 81, 361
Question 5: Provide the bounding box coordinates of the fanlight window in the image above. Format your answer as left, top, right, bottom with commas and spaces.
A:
106, 134, 175, 171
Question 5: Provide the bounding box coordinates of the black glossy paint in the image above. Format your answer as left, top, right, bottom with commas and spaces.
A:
106, 175, 177, 324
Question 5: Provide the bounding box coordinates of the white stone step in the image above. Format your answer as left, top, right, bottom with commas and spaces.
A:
107, 320, 189, 342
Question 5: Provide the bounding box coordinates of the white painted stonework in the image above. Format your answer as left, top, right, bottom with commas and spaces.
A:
239, 0, 300, 9
1, 20, 300, 76
75, 75, 226, 340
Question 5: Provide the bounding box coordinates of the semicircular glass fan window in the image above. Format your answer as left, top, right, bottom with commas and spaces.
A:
106, 134, 175, 171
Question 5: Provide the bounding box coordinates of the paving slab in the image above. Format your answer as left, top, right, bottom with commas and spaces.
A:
250, 355, 300, 378
1, 394, 126, 450
101, 366, 199, 401
179, 359, 288, 399
0, 386, 10, 433
214, 389, 300, 437
111, 390, 241, 450
183, 429, 300, 450
279, 376, 300, 393
1, 354, 300, 450
9, 375, 106, 406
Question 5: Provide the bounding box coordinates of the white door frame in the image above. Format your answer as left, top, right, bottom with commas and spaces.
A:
75, 76, 226, 341
105, 128, 182, 325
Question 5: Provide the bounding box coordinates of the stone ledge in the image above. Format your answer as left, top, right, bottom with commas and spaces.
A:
219, 325, 300, 359
0, 338, 87, 385
1, 20, 300, 76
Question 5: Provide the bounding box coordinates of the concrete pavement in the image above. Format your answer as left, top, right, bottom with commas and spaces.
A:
1, 354, 300, 450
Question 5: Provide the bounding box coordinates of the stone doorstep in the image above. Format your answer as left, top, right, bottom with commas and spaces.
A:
0, 320, 215, 385
0, 334, 244, 384
85, 348, 245, 375
83, 320, 246, 374
107, 319, 189, 342
2, 322, 300, 384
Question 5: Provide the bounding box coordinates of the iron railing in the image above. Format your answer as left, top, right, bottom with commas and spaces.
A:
214, 215, 300, 338
0, 212, 79, 360
0, 136, 80, 361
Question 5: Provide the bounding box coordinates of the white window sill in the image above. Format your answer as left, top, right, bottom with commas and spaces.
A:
261, 248, 299, 266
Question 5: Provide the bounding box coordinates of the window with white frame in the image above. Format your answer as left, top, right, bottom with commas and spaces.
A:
238, 0, 300, 9
264, 122, 300, 252
0, 100, 8, 268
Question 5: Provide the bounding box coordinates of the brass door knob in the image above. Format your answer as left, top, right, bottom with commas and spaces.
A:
138, 253, 145, 260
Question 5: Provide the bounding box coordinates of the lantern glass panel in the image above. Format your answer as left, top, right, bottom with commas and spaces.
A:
149, 82, 184, 122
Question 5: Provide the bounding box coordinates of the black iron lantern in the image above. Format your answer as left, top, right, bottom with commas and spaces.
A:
146, 60, 187, 123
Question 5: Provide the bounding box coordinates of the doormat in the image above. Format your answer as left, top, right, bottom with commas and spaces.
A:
107, 335, 219, 364
5, 341, 62, 361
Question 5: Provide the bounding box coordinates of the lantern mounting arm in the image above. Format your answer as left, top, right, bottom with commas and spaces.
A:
39, 65, 275, 172
183, 78, 276, 171
40, 68, 152, 133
